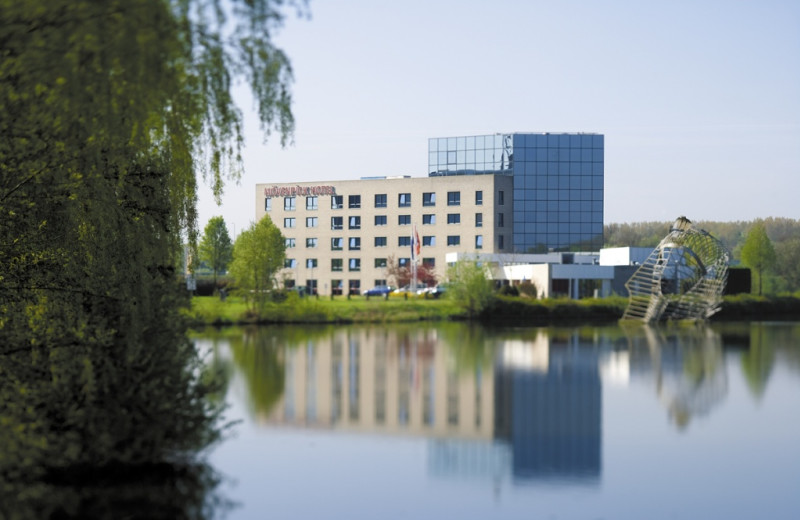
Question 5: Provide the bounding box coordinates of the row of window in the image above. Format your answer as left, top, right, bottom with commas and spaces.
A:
266, 190, 498, 212
284, 212, 502, 229
284, 258, 438, 271
284, 234, 499, 251
287, 279, 397, 296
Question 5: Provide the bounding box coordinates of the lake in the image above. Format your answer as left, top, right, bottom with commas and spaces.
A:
196, 321, 800, 520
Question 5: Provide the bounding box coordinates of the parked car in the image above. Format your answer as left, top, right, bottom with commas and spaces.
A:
428, 284, 449, 298
393, 283, 429, 295
363, 285, 394, 296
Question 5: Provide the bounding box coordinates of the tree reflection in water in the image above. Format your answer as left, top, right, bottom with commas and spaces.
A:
0, 330, 231, 520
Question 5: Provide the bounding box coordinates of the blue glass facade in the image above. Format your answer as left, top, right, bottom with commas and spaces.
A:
428, 133, 604, 252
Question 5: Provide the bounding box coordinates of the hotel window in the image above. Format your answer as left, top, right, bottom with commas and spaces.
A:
285, 238, 296, 248
331, 195, 343, 209
374, 236, 387, 247
498, 235, 505, 249
475, 235, 483, 249
306, 217, 318, 228
374, 279, 387, 287
284, 258, 297, 268
398, 193, 411, 207
423, 214, 436, 225
348, 195, 361, 209
331, 216, 343, 230
349, 216, 361, 229
423, 192, 436, 207
331, 259, 343, 272
422, 258, 435, 268
284, 217, 296, 228
398, 215, 411, 226
348, 280, 360, 294
475, 190, 483, 205
265, 198, 272, 211
306, 237, 318, 248
447, 191, 460, 206
375, 194, 387, 208
398, 258, 410, 267
331, 237, 343, 250
349, 258, 361, 271
422, 236, 435, 246
306, 196, 318, 210
447, 235, 460, 246
349, 237, 361, 250
498, 190, 505, 206
331, 279, 343, 295
447, 213, 460, 224
306, 258, 318, 268
497, 213, 504, 227
375, 258, 387, 268
398, 236, 411, 247
374, 215, 387, 226
284, 197, 296, 211
475, 213, 483, 227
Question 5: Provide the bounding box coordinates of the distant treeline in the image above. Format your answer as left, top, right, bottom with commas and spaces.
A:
604, 218, 800, 293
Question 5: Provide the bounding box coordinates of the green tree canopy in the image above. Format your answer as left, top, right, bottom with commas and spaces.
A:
199, 216, 233, 287
229, 215, 286, 312
741, 221, 777, 296
446, 259, 495, 318
0, 0, 300, 502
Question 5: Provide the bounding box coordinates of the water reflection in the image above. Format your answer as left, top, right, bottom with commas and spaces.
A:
620, 325, 727, 429
208, 322, 799, 489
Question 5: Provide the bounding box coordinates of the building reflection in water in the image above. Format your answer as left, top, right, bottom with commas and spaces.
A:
235, 323, 728, 486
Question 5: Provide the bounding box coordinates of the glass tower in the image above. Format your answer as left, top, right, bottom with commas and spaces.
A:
428, 133, 604, 252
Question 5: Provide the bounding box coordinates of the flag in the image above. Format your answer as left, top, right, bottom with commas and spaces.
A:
410, 227, 416, 261
414, 226, 421, 259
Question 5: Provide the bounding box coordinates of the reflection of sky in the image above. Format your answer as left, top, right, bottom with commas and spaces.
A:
203, 325, 800, 520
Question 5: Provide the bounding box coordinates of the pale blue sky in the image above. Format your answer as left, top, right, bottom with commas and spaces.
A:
198, 0, 800, 238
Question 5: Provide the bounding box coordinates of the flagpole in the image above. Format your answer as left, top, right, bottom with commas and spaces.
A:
411, 224, 417, 290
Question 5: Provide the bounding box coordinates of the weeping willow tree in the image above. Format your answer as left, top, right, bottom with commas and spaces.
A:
0, 0, 300, 512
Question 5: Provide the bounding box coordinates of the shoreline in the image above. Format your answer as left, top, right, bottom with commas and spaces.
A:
185, 294, 800, 328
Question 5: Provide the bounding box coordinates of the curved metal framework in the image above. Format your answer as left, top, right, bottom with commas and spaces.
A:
622, 217, 730, 322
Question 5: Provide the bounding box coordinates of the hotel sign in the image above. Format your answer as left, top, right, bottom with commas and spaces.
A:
264, 185, 336, 197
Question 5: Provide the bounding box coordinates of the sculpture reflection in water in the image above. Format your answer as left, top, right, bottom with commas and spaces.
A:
622, 216, 730, 322
621, 324, 727, 429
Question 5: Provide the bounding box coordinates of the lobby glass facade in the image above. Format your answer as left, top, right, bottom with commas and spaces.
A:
428, 133, 604, 252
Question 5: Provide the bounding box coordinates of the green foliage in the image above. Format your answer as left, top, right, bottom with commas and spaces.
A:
741, 221, 777, 296
0, 0, 299, 506
446, 260, 496, 318
498, 284, 520, 297
229, 215, 286, 312
774, 238, 800, 292
199, 216, 233, 286
518, 280, 538, 298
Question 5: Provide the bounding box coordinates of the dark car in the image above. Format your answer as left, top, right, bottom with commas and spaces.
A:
363, 285, 394, 296
428, 283, 449, 298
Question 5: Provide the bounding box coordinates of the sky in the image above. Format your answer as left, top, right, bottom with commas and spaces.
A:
196, 0, 800, 239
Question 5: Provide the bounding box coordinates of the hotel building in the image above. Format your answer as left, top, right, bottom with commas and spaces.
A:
255, 132, 604, 295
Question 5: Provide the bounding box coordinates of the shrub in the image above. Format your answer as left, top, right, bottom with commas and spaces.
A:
498, 285, 520, 297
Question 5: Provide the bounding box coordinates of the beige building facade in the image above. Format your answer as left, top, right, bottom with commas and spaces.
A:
255, 174, 514, 295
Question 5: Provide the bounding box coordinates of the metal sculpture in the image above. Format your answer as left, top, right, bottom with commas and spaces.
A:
622, 217, 730, 322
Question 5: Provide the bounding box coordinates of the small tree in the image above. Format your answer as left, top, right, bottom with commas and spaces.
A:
199, 216, 233, 289
741, 222, 776, 296
386, 255, 437, 288
446, 260, 495, 318
229, 216, 285, 312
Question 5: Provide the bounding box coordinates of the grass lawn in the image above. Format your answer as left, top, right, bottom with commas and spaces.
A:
185, 294, 463, 326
